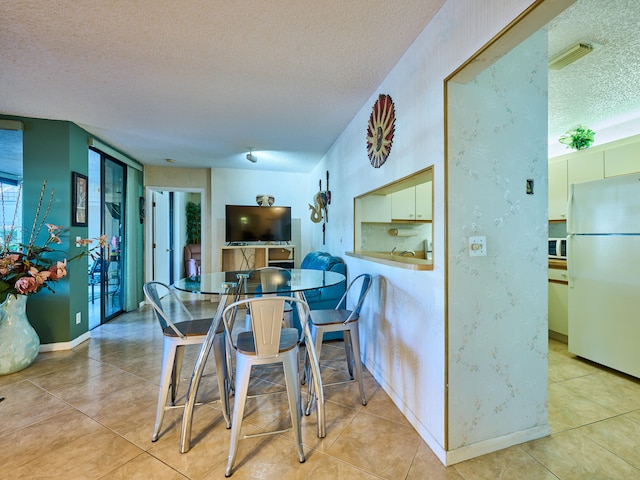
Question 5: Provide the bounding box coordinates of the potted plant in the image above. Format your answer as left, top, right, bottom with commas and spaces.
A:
559, 125, 596, 151
186, 201, 201, 245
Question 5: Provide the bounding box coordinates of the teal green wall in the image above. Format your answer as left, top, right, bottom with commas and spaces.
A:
1, 115, 145, 345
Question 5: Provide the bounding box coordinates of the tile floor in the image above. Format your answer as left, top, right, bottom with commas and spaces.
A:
2, 297, 640, 479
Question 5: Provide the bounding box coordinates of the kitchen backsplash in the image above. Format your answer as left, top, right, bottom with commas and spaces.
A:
360, 222, 432, 255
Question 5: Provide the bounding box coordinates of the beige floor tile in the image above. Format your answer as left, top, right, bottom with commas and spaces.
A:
7, 409, 143, 479
0, 379, 71, 435
559, 369, 640, 414
406, 442, 465, 479
580, 415, 640, 470
523, 428, 640, 480
454, 445, 557, 480
303, 452, 384, 479
547, 381, 617, 433
100, 452, 189, 479
202, 434, 323, 480
326, 410, 421, 479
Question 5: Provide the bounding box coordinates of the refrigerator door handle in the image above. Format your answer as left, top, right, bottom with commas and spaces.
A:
567, 234, 574, 288
567, 183, 574, 234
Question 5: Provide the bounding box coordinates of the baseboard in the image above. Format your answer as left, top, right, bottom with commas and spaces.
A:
39, 331, 91, 352
445, 424, 550, 465
548, 330, 568, 343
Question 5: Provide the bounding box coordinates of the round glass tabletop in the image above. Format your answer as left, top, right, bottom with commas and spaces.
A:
174, 269, 346, 296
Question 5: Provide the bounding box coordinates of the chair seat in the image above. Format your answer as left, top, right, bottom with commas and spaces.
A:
310, 309, 358, 326
163, 318, 213, 337
236, 328, 299, 355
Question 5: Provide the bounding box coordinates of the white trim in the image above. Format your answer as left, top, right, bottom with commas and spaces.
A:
39, 331, 91, 352
88, 137, 143, 172
144, 186, 207, 284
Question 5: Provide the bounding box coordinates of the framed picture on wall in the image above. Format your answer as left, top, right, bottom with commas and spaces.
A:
72, 171, 88, 226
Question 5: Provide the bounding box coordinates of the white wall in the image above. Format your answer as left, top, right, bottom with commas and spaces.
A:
210, 167, 312, 270
307, 0, 557, 466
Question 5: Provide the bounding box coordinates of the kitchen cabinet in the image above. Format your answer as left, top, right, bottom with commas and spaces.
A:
604, 141, 640, 177
567, 149, 604, 185
548, 158, 567, 220
548, 266, 568, 341
391, 183, 432, 222
415, 182, 432, 221
360, 194, 391, 222
391, 187, 415, 220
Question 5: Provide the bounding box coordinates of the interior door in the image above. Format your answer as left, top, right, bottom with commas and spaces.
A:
153, 191, 171, 284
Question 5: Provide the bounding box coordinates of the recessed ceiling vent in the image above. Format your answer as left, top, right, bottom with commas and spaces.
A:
549, 42, 594, 70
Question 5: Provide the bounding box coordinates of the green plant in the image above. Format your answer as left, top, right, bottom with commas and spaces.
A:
559, 125, 595, 151
185, 201, 201, 245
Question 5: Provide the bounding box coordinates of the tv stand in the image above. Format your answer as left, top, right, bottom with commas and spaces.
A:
221, 244, 296, 271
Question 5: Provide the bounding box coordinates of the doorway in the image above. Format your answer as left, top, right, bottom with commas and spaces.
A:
88, 149, 126, 328
145, 187, 205, 286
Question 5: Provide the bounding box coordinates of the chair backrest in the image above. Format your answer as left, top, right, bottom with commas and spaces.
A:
143, 281, 193, 338
223, 296, 310, 357
255, 267, 290, 296
336, 274, 372, 320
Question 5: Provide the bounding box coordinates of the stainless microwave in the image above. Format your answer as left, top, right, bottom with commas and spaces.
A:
549, 238, 567, 259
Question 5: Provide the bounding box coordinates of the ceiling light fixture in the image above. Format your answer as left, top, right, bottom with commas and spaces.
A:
548, 42, 594, 70
246, 148, 257, 163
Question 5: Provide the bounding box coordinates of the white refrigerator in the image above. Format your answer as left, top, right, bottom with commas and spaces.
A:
567, 173, 640, 379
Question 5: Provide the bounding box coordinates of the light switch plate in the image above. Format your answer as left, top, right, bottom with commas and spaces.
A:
468, 236, 486, 257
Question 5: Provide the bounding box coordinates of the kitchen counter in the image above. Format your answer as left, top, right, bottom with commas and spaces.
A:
346, 251, 433, 270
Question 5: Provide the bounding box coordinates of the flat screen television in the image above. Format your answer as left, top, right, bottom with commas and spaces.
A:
225, 205, 292, 243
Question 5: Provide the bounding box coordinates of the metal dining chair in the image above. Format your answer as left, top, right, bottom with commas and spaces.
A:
143, 282, 230, 443
222, 295, 310, 477
304, 273, 372, 412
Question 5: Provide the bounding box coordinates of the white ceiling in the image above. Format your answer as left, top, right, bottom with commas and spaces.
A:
1, 0, 638, 174
0, 0, 445, 173
547, 0, 640, 156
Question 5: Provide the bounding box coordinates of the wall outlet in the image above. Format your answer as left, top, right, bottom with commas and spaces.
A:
468, 236, 487, 257
75, 312, 82, 325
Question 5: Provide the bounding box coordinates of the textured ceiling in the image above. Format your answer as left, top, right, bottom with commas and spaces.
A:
0, 0, 445, 172
1, 0, 638, 173
547, 0, 640, 156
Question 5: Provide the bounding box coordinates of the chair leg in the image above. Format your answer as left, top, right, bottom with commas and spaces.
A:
343, 330, 354, 379
283, 351, 305, 464
226, 354, 251, 477
305, 326, 324, 416
172, 345, 185, 404
153, 339, 176, 442
212, 334, 231, 428
349, 324, 367, 406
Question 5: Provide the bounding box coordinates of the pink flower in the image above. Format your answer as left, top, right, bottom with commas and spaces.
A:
98, 235, 108, 248
15, 276, 38, 294
48, 260, 68, 280
29, 266, 51, 285
0, 253, 20, 275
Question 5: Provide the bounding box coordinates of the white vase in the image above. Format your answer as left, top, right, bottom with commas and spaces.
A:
0, 294, 40, 375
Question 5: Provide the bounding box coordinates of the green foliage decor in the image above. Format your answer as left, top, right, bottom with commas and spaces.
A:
559, 125, 595, 151
186, 201, 201, 245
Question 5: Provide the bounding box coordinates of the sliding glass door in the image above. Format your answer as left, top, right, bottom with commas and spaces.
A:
88, 149, 126, 327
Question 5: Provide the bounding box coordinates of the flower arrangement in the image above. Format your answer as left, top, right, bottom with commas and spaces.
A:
559, 125, 596, 151
0, 180, 105, 304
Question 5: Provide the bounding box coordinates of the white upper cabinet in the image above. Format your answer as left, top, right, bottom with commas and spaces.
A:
548, 158, 567, 220
391, 187, 416, 220
604, 141, 640, 177
360, 194, 392, 222
415, 182, 432, 221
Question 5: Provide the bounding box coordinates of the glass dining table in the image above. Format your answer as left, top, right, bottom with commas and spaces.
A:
174, 268, 346, 453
